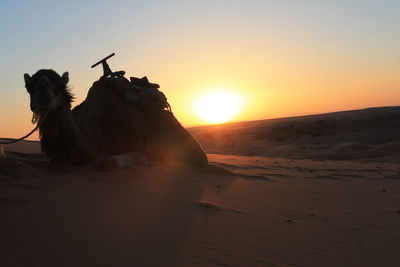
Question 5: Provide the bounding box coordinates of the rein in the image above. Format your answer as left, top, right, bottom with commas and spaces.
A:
0, 113, 44, 145
0, 124, 39, 145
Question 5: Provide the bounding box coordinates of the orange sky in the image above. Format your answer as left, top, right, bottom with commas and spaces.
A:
0, 1, 399, 140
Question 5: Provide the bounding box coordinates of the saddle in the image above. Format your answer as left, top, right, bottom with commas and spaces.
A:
130, 76, 160, 89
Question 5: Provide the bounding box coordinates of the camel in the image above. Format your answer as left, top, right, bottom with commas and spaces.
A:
23, 69, 208, 169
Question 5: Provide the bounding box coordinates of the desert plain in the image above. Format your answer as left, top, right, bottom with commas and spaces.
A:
1, 106, 400, 266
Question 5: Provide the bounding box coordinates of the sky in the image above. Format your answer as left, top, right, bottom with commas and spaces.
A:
0, 0, 399, 139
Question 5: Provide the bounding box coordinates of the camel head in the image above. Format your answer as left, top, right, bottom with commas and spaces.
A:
24, 69, 73, 116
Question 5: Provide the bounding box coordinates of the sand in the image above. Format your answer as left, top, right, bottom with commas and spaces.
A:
1, 106, 400, 266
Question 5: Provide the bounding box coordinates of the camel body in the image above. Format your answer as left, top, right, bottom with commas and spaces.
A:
24, 70, 208, 168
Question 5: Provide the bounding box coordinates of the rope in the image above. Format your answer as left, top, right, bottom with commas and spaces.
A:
0, 124, 39, 145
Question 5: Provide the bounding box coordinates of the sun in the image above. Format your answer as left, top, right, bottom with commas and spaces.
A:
194, 91, 242, 124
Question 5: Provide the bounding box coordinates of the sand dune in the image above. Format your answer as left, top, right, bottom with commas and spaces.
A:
1, 107, 400, 266
189, 106, 400, 162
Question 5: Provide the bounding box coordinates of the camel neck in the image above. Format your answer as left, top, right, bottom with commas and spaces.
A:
38, 108, 88, 164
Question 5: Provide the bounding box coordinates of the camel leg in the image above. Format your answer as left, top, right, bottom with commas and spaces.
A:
96, 151, 148, 171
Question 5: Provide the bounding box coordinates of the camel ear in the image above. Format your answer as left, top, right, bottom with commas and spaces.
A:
61, 72, 69, 85
24, 73, 31, 84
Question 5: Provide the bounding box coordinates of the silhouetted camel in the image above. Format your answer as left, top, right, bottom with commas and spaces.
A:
23, 69, 208, 169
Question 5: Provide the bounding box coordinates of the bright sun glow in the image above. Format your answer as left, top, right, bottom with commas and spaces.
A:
194, 91, 242, 124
